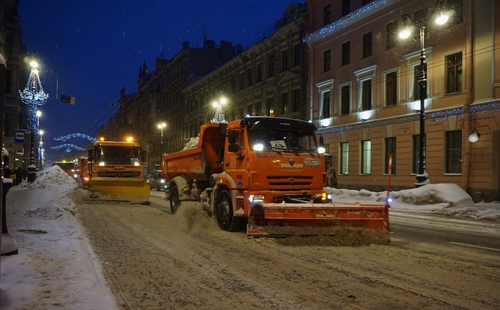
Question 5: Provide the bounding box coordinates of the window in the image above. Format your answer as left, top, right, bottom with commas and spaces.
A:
247, 68, 253, 87
282, 50, 289, 71
4, 112, 10, 137
322, 91, 331, 118
386, 20, 398, 50
362, 32, 372, 58
361, 79, 372, 111
412, 134, 425, 174
267, 56, 275, 78
340, 84, 350, 115
292, 89, 300, 112
446, 130, 462, 173
385, 137, 396, 174
247, 104, 252, 116
342, 0, 350, 16
340, 142, 349, 174
293, 44, 301, 66
341, 41, 350, 66
5, 70, 11, 94
385, 71, 397, 106
323, 49, 331, 72
414, 63, 427, 101
281, 92, 288, 115
231, 75, 237, 92
446, 52, 462, 94
324, 5, 332, 25
256, 101, 262, 115
266, 97, 273, 116
239, 72, 245, 90
361, 140, 371, 174
256, 63, 263, 82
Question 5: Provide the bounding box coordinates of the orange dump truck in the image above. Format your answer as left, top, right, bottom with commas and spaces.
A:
87, 138, 150, 203
162, 116, 389, 240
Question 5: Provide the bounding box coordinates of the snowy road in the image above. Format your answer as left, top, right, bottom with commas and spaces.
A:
76, 191, 500, 310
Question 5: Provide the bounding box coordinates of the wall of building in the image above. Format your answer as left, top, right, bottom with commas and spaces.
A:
307, 0, 499, 201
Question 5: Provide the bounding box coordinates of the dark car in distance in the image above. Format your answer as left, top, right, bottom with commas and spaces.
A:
149, 171, 170, 191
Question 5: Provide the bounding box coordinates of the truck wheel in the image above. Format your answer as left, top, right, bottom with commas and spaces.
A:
215, 190, 242, 232
170, 183, 181, 214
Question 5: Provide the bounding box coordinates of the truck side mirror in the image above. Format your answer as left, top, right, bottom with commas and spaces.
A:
227, 130, 237, 144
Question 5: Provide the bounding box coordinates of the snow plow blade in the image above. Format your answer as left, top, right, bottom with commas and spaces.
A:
247, 202, 390, 243
90, 177, 150, 203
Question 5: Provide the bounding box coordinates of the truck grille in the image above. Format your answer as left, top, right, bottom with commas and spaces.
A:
97, 171, 141, 177
267, 175, 313, 186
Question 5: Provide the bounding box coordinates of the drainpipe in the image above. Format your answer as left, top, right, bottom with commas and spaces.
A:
305, 1, 314, 122
462, 1, 474, 192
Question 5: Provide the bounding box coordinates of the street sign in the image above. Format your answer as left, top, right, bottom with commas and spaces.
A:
15, 130, 25, 144
61, 94, 76, 105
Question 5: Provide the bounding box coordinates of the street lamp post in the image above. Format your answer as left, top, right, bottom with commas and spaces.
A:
157, 122, 166, 154
211, 96, 228, 123
399, 6, 449, 186
38, 130, 44, 167
19, 54, 48, 180
36, 110, 42, 166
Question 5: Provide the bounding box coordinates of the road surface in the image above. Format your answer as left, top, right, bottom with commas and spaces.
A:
75, 190, 500, 309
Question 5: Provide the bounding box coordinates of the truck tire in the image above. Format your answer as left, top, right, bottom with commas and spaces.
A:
215, 190, 242, 232
170, 183, 181, 214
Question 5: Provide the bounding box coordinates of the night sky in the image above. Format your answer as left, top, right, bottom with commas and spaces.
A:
18, 0, 297, 164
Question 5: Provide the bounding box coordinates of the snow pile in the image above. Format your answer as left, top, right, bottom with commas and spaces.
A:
183, 136, 199, 150
326, 183, 500, 220
0, 165, 117, 309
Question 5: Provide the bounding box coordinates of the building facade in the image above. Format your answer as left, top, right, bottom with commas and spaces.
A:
98, 40, 240, 172
183, 3, 308, 138
306, 0, 499, 201
1, 0, 28, 169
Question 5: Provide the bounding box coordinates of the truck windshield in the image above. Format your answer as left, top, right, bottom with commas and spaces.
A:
95, 146, 141, 165
247, 128, 317, 152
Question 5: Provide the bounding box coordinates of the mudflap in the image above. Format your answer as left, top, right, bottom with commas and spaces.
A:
247, 202, 390, 244
90, 177, 150, 204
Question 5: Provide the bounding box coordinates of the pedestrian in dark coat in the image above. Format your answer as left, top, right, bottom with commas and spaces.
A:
4, 165, 12, 179
15, 167, 23, 185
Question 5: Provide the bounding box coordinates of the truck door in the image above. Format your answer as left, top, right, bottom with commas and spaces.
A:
226, 129, 247, 188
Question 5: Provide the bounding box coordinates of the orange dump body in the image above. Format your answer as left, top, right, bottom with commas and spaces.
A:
163, 123, 224, 182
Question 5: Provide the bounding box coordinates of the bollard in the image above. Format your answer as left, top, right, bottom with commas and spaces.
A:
1, 178, 17, 255
27, 164, 37, 183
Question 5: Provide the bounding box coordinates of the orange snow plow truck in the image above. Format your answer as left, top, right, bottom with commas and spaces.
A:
162, 116, 389, 241
87, 138, 150, 203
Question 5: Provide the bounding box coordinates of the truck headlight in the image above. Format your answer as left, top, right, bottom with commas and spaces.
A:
252, 143, 264, 151
249, 194, 265, 202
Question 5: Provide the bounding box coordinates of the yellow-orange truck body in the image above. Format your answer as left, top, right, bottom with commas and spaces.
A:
88, 140, 150, 203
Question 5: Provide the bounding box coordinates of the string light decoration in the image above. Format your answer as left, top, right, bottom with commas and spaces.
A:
50, 144, 86, 153
54, 133, 98, 143
20, 58, 49, 130
20, 56, 48, 167
306, 0, 396, 44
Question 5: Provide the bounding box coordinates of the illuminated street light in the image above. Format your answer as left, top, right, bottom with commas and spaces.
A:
399, 5, 450, 186
157, 122, 167, 154
20, 55, 49, 173
39, 130, 45, 167
211, 96, 227, 123
36, 110, 42, 166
